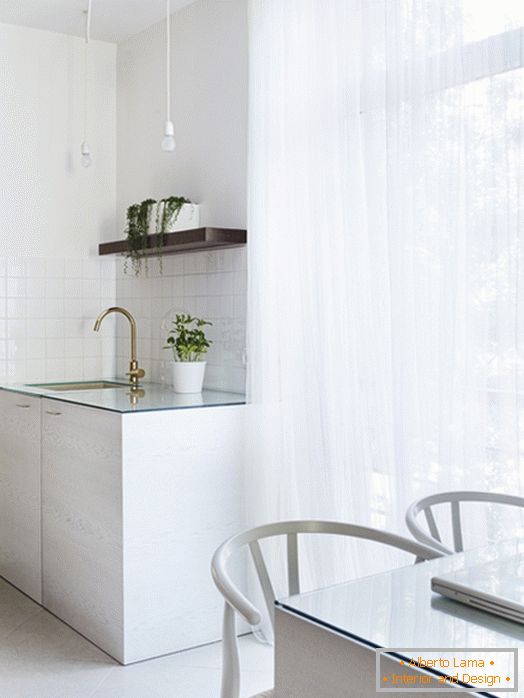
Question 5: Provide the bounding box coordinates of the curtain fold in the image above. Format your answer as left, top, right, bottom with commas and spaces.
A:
247, 0, 524, 598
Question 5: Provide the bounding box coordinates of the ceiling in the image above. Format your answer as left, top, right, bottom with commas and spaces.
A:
0, 0, 197, 43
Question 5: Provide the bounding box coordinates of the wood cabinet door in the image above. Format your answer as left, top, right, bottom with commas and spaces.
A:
41, 398, 124, 662
0, 390, 42, 602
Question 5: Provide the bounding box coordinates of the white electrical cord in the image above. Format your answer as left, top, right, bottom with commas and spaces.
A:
83, 0, 92, 142
81, 0, 93, 167
86, 0, 92, 43
161, 0, 175, 151
166, 0, 171, 122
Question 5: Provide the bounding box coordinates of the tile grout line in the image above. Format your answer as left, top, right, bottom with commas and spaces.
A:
0, 603, 44, 642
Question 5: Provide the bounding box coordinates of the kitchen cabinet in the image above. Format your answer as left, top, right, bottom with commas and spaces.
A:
0, 390, 42, 602
0, 386, 244, 664
40, 396, 245, 664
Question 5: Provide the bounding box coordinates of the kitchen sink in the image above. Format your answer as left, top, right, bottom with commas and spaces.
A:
27, 381, 130, 392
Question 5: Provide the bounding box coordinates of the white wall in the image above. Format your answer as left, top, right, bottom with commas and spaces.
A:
0, 24, 117, 384
0, 23, 117, 257
0, 1, 248, 390
116, 0, 248, 230
115, 0, 248, 392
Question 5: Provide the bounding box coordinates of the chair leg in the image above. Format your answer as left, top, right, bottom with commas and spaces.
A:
221, 602, 240, 698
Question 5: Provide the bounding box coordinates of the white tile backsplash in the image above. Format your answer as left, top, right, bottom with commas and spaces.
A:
115, 248, 247, 393
0, 256, 116, 385
0, 249, 246, 393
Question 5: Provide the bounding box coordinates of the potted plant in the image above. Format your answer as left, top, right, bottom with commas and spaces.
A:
124, 196, 197, 276
163, 314, 213, 393
155, 196, 197, 237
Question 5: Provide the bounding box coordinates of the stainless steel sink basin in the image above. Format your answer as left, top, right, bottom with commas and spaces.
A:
27, 381, 130, 392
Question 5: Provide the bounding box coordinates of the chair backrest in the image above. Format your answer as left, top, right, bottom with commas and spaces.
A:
406, 491, 524, 555
211, 520, 442, 698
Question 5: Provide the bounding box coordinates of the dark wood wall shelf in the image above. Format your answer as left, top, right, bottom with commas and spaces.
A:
98, 227, 247, 257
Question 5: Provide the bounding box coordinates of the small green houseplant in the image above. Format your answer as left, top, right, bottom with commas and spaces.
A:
163, 314, 213, 393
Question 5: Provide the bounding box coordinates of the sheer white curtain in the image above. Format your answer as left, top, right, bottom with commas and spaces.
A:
247, 0, 524, 591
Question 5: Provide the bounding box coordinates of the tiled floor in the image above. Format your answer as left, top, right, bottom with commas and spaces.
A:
0, 579, 274, 698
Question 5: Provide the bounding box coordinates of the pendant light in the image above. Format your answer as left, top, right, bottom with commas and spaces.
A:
161, 0, 176, 152
81, 0, 93, 168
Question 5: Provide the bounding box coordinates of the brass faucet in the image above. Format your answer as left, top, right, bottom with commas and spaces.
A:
93, 307, 145, 387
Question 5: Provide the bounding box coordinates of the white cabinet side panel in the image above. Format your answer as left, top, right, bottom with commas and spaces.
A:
122, 405, 245, 663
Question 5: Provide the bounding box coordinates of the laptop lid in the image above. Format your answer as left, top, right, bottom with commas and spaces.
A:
432, 555, 524, 623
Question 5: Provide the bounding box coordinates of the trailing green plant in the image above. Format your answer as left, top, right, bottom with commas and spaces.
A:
124, 195, 192, 276
155, 196, 191, 273
163, 314, 213, 362
124, 198, 156, 275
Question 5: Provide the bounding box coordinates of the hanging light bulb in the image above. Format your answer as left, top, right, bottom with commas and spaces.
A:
81, 0, 93, 168
162, 120, 176, 152
161, 0, 176, 152
81, 141, 93, 168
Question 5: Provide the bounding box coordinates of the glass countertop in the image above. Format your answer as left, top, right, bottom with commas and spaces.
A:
277, 538, 524, 697
0, 381, 245, 414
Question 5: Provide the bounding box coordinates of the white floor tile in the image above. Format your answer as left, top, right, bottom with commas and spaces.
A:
147, 634, 273, 673
0, 580, 41, 639
92, 638, 273, 698
0, 579, 274, 698
239, 668, 274, 698
0, 608, 115, 698
92, 662, 222, 698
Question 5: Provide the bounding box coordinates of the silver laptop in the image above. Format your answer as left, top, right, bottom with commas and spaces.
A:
432, 555, 524, 624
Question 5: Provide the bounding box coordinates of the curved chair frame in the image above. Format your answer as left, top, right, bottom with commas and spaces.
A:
211, 519, 442, 698
406, 490, 524, 555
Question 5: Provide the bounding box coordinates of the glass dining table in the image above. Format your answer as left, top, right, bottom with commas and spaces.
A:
274, 538, 524, 697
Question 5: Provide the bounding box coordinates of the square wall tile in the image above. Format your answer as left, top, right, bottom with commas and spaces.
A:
0, 255, 117, 384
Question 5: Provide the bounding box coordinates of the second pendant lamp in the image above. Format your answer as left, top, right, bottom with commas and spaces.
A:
81, 0, 93, 167
161, 0, 176, 152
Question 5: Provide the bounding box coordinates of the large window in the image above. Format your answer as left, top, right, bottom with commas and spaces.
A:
248, 0, 524, 581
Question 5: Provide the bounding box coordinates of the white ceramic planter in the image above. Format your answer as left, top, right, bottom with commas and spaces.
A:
147, 203, 157, 235
152, 202, 200, 234
172, 361, 206, 393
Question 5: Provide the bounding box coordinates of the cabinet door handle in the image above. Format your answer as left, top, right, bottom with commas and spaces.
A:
16, 404, 31, 409
45, 410, 62, 416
